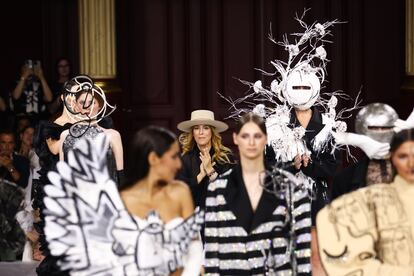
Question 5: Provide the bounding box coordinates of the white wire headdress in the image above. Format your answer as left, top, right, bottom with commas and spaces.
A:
222, 10, 360, 161
63, 75, 116, 125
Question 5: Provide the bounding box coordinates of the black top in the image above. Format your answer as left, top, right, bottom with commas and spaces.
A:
332, 157, 369, 200
266, 108, 340, 225
290, 108, 340, 224
33, 120, 72, 276
176, 146, 234, 208
224, 164, 281, 232
332, 157, 393, 200
0, 153, 30, 189
11, 77, 49, 121
32, 121, 73, 209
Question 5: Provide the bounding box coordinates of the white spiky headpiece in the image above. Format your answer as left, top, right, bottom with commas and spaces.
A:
256, 11, 341, 110
221, 11, 362, 161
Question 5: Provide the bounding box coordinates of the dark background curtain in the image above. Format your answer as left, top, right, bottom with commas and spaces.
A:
1, 0, 410, 150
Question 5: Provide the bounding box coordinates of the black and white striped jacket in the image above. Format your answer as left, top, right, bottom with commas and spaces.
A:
203, 165, 312, 275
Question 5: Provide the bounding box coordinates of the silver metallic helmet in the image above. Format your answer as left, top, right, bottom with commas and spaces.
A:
355, 103, 398, 144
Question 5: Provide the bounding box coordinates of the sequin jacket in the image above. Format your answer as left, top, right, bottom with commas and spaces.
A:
317, 175, 414, 275
203, 165, 312, 275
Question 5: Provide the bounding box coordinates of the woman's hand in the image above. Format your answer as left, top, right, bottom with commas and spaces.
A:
22, 65, 33, 80
26, 229, 39, 243
294, 154, 302, 170
32, 241, 45, 261
294, 154, 310, 169
200, 148, 214, 173
34, 65, 45, 80
197, 162, 206, 183
302, 154, 310, 167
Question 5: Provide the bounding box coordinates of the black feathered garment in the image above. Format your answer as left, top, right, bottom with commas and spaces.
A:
33, 120, 72, 276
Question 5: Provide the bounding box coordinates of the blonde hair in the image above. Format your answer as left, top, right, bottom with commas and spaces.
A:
179, 126, 232, 164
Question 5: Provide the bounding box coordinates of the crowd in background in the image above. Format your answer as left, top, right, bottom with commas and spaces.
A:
1, 56, 413, 276
0, 57, 72, 262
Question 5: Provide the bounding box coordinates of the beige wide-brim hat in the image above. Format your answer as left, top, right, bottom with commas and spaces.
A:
177, 109, 228, 133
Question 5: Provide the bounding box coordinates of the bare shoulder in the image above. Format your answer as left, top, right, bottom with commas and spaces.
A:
103, 128, 119, 135
60, 129, 69, 139
104, 128, 121, 138
169, 180, 190, 192
167, 180, 191, 197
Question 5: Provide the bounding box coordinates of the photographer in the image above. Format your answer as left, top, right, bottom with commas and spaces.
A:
11, 60, 53, 124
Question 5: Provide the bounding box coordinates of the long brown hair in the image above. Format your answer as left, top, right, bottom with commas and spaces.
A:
235, 112, 267, 135
179, 126, 232, 164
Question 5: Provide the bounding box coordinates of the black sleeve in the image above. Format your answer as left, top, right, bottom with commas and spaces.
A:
331, 161, 363, 200
264, 145, 277, 168
301, 148, 341, 179
176, 154, 199, 187
176, 154, 206, 207
116, 170, 124, 187
331, 172, 346, 200
14, 156, 30, 189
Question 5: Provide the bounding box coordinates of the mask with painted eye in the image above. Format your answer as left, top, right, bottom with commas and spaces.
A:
355, 103, 398, 144
284, 69, 320, 110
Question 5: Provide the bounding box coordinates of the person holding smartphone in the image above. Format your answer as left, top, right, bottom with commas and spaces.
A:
11, 59, 53, 125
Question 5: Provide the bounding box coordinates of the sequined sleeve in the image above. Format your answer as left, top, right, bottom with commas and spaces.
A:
203, 172, 311, 275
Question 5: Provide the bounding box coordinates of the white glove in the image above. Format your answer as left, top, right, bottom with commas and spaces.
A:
332, 132, 390, 159
394, 108, 414, 132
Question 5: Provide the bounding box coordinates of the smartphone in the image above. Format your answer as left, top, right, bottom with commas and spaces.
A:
34, 60, 41, 72
33, 60, 41, 75
25, 59, 33, 69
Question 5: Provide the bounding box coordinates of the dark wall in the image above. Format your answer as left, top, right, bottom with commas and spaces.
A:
1, 0, 78, 97
116, 0, 409, 147
1, 0, 410, 148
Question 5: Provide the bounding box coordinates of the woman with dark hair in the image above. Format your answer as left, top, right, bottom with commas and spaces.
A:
177, 109, 233, 207
39, 126, 203, 275
48, 57, 73, 119
317, 128, 414, 275
120, 126, 203, 275
58, 76, 123, 184
203, 113, 311, 275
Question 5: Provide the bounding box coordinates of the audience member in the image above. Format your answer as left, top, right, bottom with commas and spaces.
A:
18, 125, 40, 176
48, 57, 73, 119
0, 130, 30, 189
11, 60, 53, 124
177, 109, 233, 208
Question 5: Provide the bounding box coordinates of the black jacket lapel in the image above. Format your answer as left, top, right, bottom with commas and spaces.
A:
225, 164, 280, 233
250, 184, 279, 232
225, 164, 254, 232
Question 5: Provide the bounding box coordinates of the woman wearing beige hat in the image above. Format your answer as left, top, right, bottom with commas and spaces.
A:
177, 109, 233, 207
